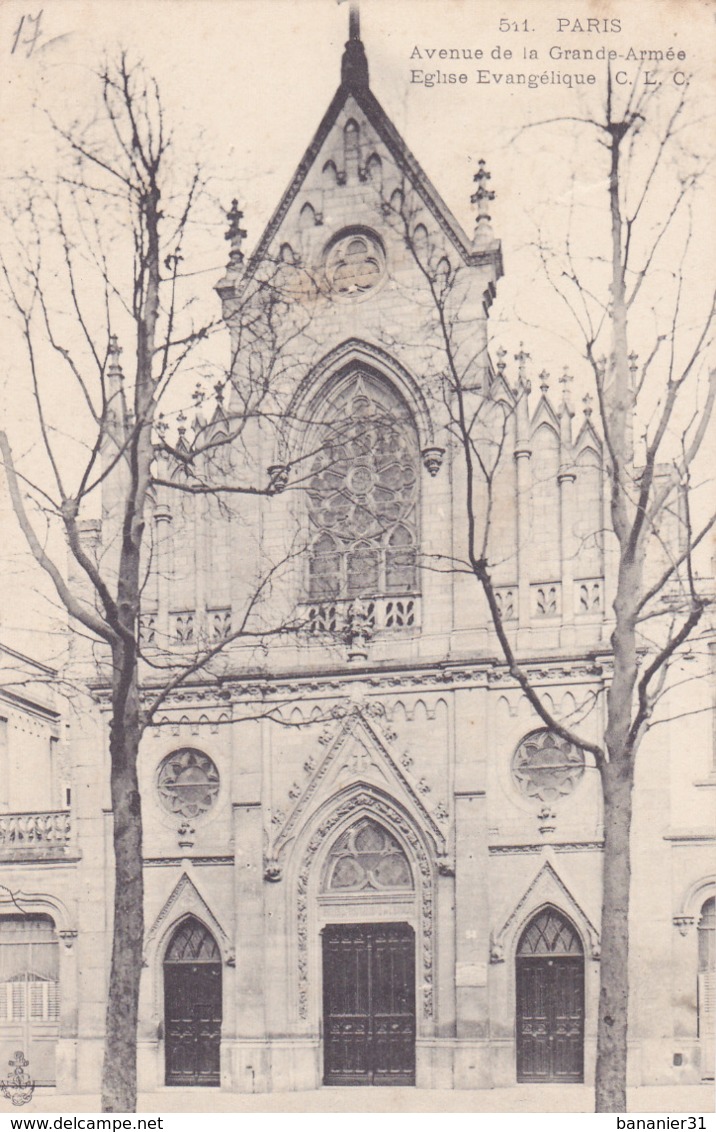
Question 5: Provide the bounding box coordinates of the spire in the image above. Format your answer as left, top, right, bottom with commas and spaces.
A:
341, 3, 369, 89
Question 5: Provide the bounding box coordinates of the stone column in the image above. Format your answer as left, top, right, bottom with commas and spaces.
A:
232, 801, 267, 1090
514, 368, 533, 632
558, 378, 576, 642
154, 504, 172, 646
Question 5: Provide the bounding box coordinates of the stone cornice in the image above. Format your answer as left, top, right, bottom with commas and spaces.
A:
488, 841, 604, 855
89, 651, 611, 710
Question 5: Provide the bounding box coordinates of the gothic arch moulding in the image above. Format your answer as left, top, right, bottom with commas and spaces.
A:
144, 871, 234, 967
291, 782, 436, 1022
282, 339, 436, 456
490, 859, 600, 963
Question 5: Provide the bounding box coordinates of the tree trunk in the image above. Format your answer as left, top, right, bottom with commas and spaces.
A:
101, 680, 144, 1112
595, 755, 635, 1112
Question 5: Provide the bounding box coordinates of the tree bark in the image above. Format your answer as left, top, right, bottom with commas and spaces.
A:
101, 661, 144, 1112
595, 755, 635, 1112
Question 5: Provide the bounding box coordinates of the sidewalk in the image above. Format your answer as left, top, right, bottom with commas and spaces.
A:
18, 1083, 715, 1114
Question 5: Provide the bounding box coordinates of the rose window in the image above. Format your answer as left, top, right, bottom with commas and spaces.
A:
324, 230, 386, 296
323, 818, 413, 892
307, 373, 419, 599
157, 748, 220, 818
511, 729, 585, 803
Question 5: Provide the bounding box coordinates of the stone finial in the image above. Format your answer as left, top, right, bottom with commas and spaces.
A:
495, 346, 507, 377
107, 336, 124, 388
225, 199, 247, 265
471, 159, 496, 243
515, 344, 530, 385
538, 370, 550, 395
559, 367, 574, 413
176, 410, 188, 451
341, 2, 369, 88
583, 392, 594, 419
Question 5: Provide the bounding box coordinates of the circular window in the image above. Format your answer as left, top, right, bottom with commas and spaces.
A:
511, 729, 585, 803
324, 229, 386, 297
157, 748, 220, 819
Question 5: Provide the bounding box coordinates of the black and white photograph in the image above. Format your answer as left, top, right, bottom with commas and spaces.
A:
0, 0, 714, 1120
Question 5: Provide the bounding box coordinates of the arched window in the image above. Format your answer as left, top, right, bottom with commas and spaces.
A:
517, 907, 583, 956
698, 896, 715, 1079
307, 373, 419, 600
165, 916, 220, 963
0, 915, 59, 1086
322, 818, 413, 893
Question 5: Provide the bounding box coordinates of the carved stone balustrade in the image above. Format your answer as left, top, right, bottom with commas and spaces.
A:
0, 810, 74, 861
300, 595, 421, 638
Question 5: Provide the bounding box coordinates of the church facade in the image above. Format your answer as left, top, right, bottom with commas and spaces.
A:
1, 17, 714, 1099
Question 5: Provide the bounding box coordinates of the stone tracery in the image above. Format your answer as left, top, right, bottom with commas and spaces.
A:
307, 373, 419, 601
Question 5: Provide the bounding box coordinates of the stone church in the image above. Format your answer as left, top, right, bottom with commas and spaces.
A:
1, 12, 714, 1099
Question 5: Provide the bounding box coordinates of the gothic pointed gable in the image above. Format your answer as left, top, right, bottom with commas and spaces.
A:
144, 872, 234, 965
271, 705, 446, 858
217, 29, 502, 307
490, 859, 600, 962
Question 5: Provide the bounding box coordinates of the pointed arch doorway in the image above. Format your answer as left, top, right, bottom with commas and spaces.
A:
163, 917, 221, 1086
516, 907, 585, 1083
320, 818, 417, 1086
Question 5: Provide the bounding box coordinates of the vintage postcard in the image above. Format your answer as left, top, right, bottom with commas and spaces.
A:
0, 0, 714, 1121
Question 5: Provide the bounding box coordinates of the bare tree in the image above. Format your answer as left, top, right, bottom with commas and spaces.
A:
0, 56, 322, 1112
381, 69, 715, 1112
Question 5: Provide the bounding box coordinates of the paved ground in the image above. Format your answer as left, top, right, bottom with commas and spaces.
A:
20, 1083, 715, 1114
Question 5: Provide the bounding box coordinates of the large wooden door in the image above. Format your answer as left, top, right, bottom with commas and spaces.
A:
516, 908, 584, 1083
323, 922, 415, 1086
164, 918, 222, 1087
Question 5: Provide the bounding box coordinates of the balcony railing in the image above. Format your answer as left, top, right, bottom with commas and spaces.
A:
300, 594, 421, 636
0, 811, 72, 856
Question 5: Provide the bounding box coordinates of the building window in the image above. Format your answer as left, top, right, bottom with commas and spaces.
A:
0, 914, 60, 1087
324, 229, 385, 296
517, 907, 583, 956
0, 975, 59, 1021
698, 895, 715, 1078
165, 917, 221, 963
307, 373, 419, 600
157, 748, 220, 819
322, 818, 413, 893
511, 729, 585, 803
